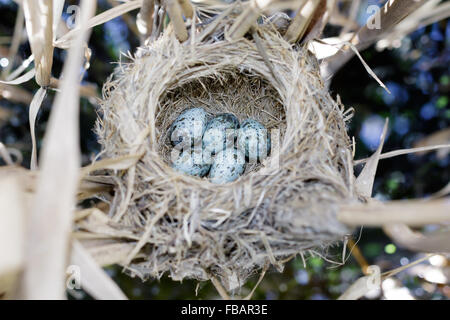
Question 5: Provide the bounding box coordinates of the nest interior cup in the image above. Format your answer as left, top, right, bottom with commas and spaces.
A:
94, 16, 357, 291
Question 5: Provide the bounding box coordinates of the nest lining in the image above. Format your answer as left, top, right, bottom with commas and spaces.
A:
92, 19, 357, 291
157, 71, 286, 173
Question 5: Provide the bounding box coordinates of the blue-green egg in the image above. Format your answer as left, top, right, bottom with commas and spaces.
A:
209, 148, 246, 184
202, 113, 239, 163
171, 149, 211, 177
237, 119, 271, 163
169, 107, 209, 148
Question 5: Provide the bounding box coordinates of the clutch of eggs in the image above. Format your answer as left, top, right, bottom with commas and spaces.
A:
169, 108, 271, 184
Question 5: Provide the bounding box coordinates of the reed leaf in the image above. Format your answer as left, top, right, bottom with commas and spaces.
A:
70, 240, 127, 300
22, 0, 54, 86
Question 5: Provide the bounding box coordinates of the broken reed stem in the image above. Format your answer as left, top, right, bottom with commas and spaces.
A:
49, 77, 100, 99
71, 240, 127, 300
352, 0, 428, 51
347, 238, 369, 275
54, 0, 143, 49
383, 224, 450, 253
229, 0, 264, 40
164, 0, 188, 42
21, 0, 96, 299
354, 144, 450, 165
338, 199, 450, 227
0, 143, 14, 165
23, 0, 54, 87
381, 254, 434, 279
243, 264, 269, 300
139, 0, 155, 39
252, 29, 282, 87
210, 276, 231, 300
285, 0, 320, 43
178, 0, 194, 19
39, 0, 54, 87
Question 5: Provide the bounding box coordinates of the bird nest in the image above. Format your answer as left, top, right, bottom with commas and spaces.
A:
89, 15, 357, 291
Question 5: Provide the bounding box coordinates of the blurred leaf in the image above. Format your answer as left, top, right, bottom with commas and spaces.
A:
70, 240, 128, 300
338, 265, 381, 300
20, 0, 96, 299
0, 175, 26, 297
339, 198, 450, 227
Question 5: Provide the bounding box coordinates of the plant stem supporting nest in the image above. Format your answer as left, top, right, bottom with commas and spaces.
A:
164, 0, 188, 41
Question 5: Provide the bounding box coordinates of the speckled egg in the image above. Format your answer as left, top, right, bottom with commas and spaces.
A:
209, 148, 246, 184
202, 113, 239, 163
171, 149, 211, 177
237, 119, 271, 163
168, 107, 209, 148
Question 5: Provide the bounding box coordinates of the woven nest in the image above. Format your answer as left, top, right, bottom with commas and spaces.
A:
91, 14, 358, 291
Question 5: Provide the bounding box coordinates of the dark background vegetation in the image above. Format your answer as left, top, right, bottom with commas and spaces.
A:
0, 0, 448, 299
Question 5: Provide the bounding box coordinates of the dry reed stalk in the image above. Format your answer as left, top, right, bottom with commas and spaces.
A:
0, 68, 35, 85
383, 224, 450, 253
164, 0, 189, 41
52, 0, 65, 39
302, 0, 330, 43
327, 5, 358, 30
354, 144, 450, 165
0, 143, 11, 164
70, 241, 127, 300
338, 199, 450, 227
346, 238, 369, 275
28, 87, 47, 170
3, 55, 34, 83
20, 0, 97, 299
0, 165, 119, 204
339, 254, 438, 300
284, 0, 317, 43
49, 77, 100, 100
377, 0, 450, 50
228, 1, 259, 40
338, 0, 360, 36
0, 177, 26, 298
352, 0, 428, 51
178, 0, 194, 19
77, 239, 135, 267
228, 0, 278, 40
322, 0, 429, 79
55, 0, 143, 49
430, 182, 450, 199
354, 119, 388, 198
22, 0, 64, 170
380, 254, 436, 279
413, 129, 450, 159
0, 83, 33, 105
22, 0, 54, 87
137, 0, 155, 40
